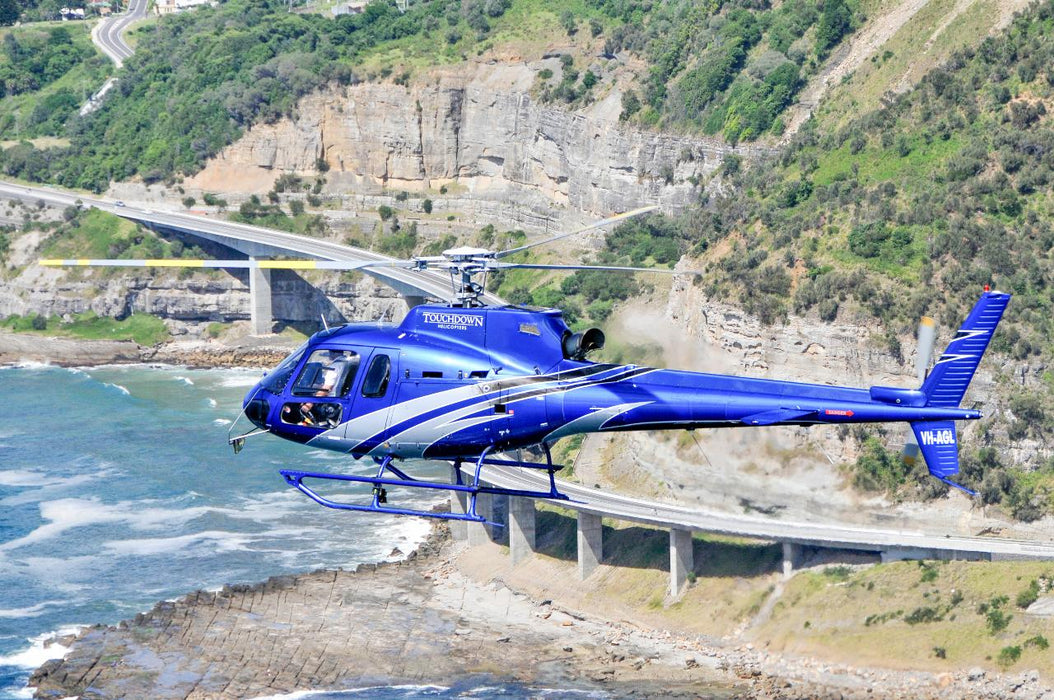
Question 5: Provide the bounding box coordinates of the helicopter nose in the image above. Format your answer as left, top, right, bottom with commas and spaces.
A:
243, 396, 271, 430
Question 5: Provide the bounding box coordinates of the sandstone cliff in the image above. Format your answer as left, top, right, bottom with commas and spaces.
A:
186, 65, 773, 225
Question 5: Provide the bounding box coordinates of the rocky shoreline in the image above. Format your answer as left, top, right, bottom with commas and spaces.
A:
26, 523, 1054, 700
0, 330, 299, 370
27, 525, 736, 700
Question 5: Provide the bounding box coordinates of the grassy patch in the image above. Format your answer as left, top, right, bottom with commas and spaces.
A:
2, 311, 170, 345
814, 0, 1000, 130
754, 560, 1054, 675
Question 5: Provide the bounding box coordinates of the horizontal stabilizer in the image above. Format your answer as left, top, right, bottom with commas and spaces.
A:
741, 408, 817, 426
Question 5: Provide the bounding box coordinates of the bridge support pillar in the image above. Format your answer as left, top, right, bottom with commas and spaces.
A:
249, 257, 273, 335
782, 542, 802, 579
509, 498, 536, 565
467, 490, 494, 546
577, 512, 603, 580
669, 528, 694, 597
449, 465, 468, 542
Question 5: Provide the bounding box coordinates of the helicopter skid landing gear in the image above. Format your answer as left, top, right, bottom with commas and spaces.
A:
279, 444, 569, 525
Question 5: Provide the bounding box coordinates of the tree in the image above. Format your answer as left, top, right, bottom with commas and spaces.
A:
0, 0, 18, 25
560, 9, 577, 36
816, 0, 851, 56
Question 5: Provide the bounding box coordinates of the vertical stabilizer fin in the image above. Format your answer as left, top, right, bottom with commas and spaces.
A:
920, 292, 1010, 408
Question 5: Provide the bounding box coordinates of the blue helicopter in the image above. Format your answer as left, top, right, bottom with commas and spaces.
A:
43, 210, 1010, 523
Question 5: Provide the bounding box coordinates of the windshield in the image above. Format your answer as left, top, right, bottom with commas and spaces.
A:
291, 349, 360, 397
262, 342, 308, 393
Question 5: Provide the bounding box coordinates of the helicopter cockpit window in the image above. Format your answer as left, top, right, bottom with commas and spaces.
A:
262, 342, 308, 393
291, 349, 360, 397
361, 354, 391, 398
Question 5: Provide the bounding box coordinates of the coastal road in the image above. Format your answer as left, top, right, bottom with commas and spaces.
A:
480, 464, 1054, 561
0, 181, 493, 304
92, 0, 150, 68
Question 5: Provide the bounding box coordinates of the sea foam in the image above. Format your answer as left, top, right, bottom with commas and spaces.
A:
0, 626, 84, 669
0, 601, 68, 620
0, 498, 216, 552
103, 530, 251, 557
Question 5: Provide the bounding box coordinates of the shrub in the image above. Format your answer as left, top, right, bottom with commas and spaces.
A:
851, 437, 909, 493
1016, 579, 1040, 609
986, 607, 1012, 634
560, 9, 577, 36
905, 607, 943, 625
1024, 635, 1049, 650
997, 645, 1021, 668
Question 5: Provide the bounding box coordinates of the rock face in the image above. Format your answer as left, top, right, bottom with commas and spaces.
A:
188, 66, 774, 223
0, 265, 407, 334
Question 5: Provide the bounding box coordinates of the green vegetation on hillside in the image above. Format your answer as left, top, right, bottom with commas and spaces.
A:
701, 1, 1054, 339
0, 0, 518, 191
487, 213, 695, 326
41, 207, 202, 262
0, 24, 110, 138
758, 560, 1054, 674
0, 0, 98, 24
663, 0, 1054, 516
1, 310, 170, 345
597, 0, 861, 141
0, 0, 864, 192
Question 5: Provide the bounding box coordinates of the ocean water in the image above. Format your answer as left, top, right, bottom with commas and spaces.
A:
0, 364, 448, 699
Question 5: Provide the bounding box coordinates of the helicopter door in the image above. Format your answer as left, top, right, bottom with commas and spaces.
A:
350, 350, 399, 447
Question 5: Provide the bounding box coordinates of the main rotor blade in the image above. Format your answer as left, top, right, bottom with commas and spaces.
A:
487, 261, 697, 274
39, 258, 416, 271
493, 205, 659, 259
916, 316, 936, 385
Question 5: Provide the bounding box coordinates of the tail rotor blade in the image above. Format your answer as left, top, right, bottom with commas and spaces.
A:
916, 316, 936, 385
904, 316, 936, 465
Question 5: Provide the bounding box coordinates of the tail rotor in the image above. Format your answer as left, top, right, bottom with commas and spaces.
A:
902, 316, 937, 467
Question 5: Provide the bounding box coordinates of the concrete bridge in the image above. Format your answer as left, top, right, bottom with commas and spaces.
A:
455, 466, 1054, 597
0, 181, 491, 332
117, 207, 477, 332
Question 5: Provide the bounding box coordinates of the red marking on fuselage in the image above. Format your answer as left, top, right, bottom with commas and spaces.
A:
824, 409, 854, 417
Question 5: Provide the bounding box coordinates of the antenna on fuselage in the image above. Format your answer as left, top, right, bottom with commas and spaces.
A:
320, 314, 330, 332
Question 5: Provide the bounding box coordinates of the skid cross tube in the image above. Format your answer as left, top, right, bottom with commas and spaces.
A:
279, 444, 569, 524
